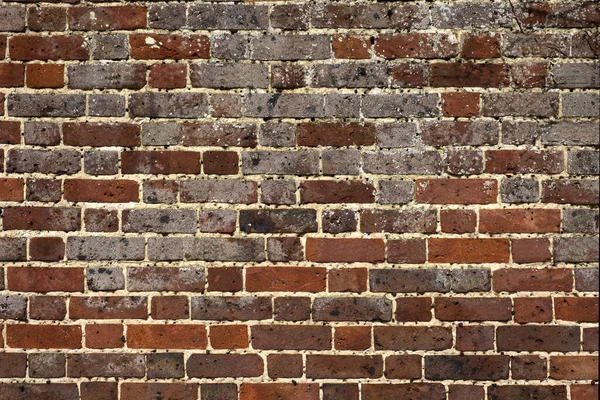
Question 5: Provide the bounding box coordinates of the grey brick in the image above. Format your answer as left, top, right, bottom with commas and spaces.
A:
180, 180, 257, 203
148, 3, 186, 30
313, 297, 393, 322
7, 149, 81, 174
363, 151, 442, 174
0, 295, 27, 320
482, 93, 559, 117
378, 180, 414, 204
431, 3, 511, 28
87, 267, 125, 291
211, 35, 250, 60
148, 237, 184, 261
324, 94, 361, 118
552, 62, 600, 88
0, 6, 26, 31
500, 178, 540, 203
271, 4, 309, 30
322, 149, 361, 175
363, 94, 439, 118
129, 93, 209, 118
68, 64, 146, 90
0, 238, 27, 261
191, 63, 268, 88
244, 93, 324, 118
91, 34, 128, 60
122, 209, 197, 233
563, 209, 599, 233
88, 94, 126, 117
240, 209, 317, 233
184, 238, 265, 262
377, 122, 421, 148
67, 237, 145, 261
242, 150, 319, 175
542, 121, 600, 145
188, 4, 268, 30
259, 122, 297, 147
568, 150, 600, 175
502, 120, 541, 145
502, 34, 570, 58
554, 237, 599, 263
575, 268, 599, 292
7, 94, 85, 117
250, 35, 331, 60
191, 296, 271, 321
141, 122, 182, 146
451, 269, 491, 293
84, 151, 118, 175
310, 64, 388, 88
261, 180, 296, 205
562, 92, 600, 117
127, 267, 205, 292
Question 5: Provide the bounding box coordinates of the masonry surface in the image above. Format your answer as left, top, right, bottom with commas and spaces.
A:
0, 0, 599, 399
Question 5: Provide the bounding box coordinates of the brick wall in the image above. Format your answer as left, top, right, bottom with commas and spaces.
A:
0, 1, 598, 399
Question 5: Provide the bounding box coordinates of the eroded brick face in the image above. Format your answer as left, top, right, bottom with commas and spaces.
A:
0, 0, 598, 398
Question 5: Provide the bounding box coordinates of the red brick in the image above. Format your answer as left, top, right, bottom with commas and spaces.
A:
514, 297, 553, 323
435, 297, 512, 321
416, 179, 498, 204
0, 63, 24, 87
130, 34, 209, 59
511, 355, 548, 380
64, 179, 139, 203
431, 63, 509, 87
550, 356, 598, 380
0, 178, 24, 200
68, 6, 147, 31
128, 324, 207, 349
375, 33, 458, 59
207, 267, 243, 292
0, 121, 21, 144
9, 35, 88, 60
385, 355, 422, 379
440, 209, 477, 233
151, 296, 189, 320
85, 324, 124, 349
122, 150, 200, 174
571, 385, 598, 400
26, 63, 63, 88
7, 324, 81, 349
28, 237, 65, 261
251, 325, 331, 350
328, 268, 367, 292
493, 268, 572, 292
480, 208, 561, 233
461, 33, 501, 58
511, 62, 548, 88
29, 296, 67, 320
555, 297, 599, 322
121, 383, 199, 400
306, 238, 385, 263
298, 122, 375, 146
428, 238, 510, 263
511, 238, 552, 263
441, 92, 480, 117
27, 6, 67, 31
456, 325, 495, 351
333, 34, 370, 59
246, 267, 326, 292
210, 324, 248, 349
486, 150, 564, 174
203, 151, 239, 175
374, 326, 452, 351
363, 384, 445, 400
300, 180, 375, 203
187, 354, 263, 378
63, 122, 140, 147
334, 326, 371, 350
2, 206, 80, 231
307, 355, 383, 379
240, 384, 319, 400
396, 297, 432, 322
387, 239, 427, 263
70, 296, 147, 319
267, 354, 303, 379
8, 267, 83, 292
149, 63, 187, 89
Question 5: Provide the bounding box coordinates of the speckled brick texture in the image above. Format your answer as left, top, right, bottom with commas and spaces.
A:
0, 0, 599, 399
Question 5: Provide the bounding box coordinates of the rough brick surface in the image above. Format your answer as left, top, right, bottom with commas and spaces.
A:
0, 0, 597, 397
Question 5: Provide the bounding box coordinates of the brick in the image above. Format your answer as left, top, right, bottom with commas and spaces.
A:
416, 179, 497, 204
494, 268, 572, 292
148, 3, 185, 29
323, 384, 359, 400
188, 4, 267, 30
328, 268, 367, 293
550, 356, 598, 380
28, 353, 66, 378
543, 121, 599, 145
85, 324, 124, 349
0, 295, 27, 320
378, 180, 415, 204
333, 34, 370, 59
122, 209, 196, 234
151, 296, 188, 320
261, 180, 296, 205
70, 296, 147, 319
251, 325, 331, 350
422, 121, 498, 146
363, 94, 439, 117
312, 297, 392, 322
298, 122, 375, 147
511, 62, 548, 88
143, 180, 178, 204
306, 238, 384, 263
555, 297, 599, 322
210, 324, 248, 349
8, 267, 83, 292
128, 325, 207, 349
0, 121, 20, 144
361, 209, 436, 233
0, 6, 26, 31
240, 384, 319, 400
362, 384, 445, 400
431, 63, 509, 87
67, 354, 145, 378
81, 382, 117, 400
202, 151, 238, 175
87, 267, 124, 291
7, 149, 80, 174
452, 269, 492, 292
435, 297, 512, 321
363, 150, 442, 175
0, 238, 26, 261
375, 33, 458, 59
461, 33, 501, 58
192, 63, 268, 88
307, 355, 383, 379
448, 385, 485, 400
84, 209, 119, 232
267, 237, 304, 262
89, 93, 125, 116
514, 297, 553, 323
192, 296, 271, 321
9, 35, 88, 60
29, 237, 64, 261
246, 267, 325, 292
181, 122, 256, 147
127, 267, 204, 292
441, 209, 476, 233
425, 355, 509, 380
576, 268, 600, 292
3, 206, 80, 232
0, 63, 24, 87
512, 355, 548, 380
543, 179, 599, 205
497, 326, 580, 352
500, 178, 540, 203
64, 179, 139, 203
199, 210, 236, 233
564, 209, 599, 233
0, 384, 78, 400
250, 35, 330, 60
335, 326, 371, 350
130, 34, 209, 59
184, 237, 265, 262
121, 383, 199, 400
202, 384, 238, 400
149, 63, 186, 89
385, 355, 422, 379
552, 62, 599, 88
301, 180, 375, 204
274, 297, 310, 321
25, 178, 61, 201
7, 324, 81, 349
554, 237, 599, 263
374, 326, 452, 351
28, 6, 67, 31
502, 120, 541, 145
482, 93, 559, 117
429, 238, 509, 264
456, 325, 494, 351
441, 92, 480, 117
240, 209, 316, 234
272, 64, 305, 89
480, 209, 560, 233
84, 151, 119, 175
563, 92, 600, 117
188, 354, 262, 378
267, 354, 302, 379
511, 238, 551, 263
486, 150, 563, 174
568, 150, 600, 175
396, 297, 432, 322
370, 269, 450, 293
68, 6, 145, 30
147, 353, 184, 379
68, 63, 146, 90
322, 209, 357, 233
